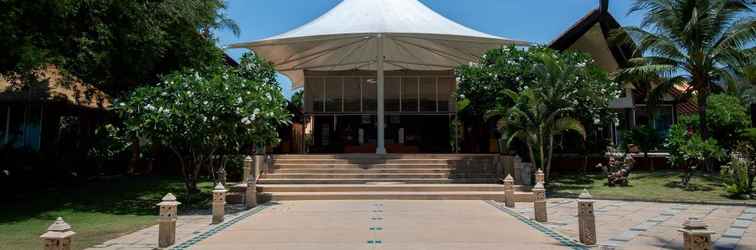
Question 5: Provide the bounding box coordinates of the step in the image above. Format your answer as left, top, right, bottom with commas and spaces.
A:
262, 173, 495, 179
257, 184, 516, 192
271, 168, 472, 173
257, 178, 500, 184
273, 154, 497, 160
263, 191, 532, 201
273, 159, 453, 165
272, 163, 453, 169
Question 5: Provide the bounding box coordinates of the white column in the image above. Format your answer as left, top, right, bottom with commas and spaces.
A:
376, 34, 386, 154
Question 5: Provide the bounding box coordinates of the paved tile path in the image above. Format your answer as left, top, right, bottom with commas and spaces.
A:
186, 200, 573, 250
90, 199, 756, 250
509, 198, 756, 250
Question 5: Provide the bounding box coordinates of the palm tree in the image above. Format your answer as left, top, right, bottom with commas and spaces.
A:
617, 0, 755, 140
490, 89, 586, 181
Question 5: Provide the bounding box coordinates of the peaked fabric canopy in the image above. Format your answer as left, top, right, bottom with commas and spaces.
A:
230, 0, 528, 88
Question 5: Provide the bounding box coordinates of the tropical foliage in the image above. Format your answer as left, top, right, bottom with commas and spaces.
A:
616, 0, 755, 142
474, 47, 619, 180
622, 125, 663, 169
666, 116, 726, 187
0, 0, 238, 96
115, 53, 290, 192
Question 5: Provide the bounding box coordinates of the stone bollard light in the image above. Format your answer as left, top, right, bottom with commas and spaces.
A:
678, 217, 715, 250
243, 156, 253, 184
212, 183, 227, 224
157, 193, 181, 248
578, 189, 597, 245
533, 182, 547, 222
40, 217, 75, 250
503, 174, 515, 208
535, 168, 545, 184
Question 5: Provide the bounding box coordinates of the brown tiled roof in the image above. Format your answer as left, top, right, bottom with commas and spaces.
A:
0, 66, 111, 109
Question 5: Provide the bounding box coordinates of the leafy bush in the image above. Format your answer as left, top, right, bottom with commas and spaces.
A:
721, 151, 753, 198
666, 116, 725, 187
115, 53, 290, 193
705, 94, 751, 149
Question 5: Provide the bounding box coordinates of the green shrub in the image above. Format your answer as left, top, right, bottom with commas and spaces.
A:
705, 94, 751, 149
721, 152, 752, 197
666, 116, 725, 187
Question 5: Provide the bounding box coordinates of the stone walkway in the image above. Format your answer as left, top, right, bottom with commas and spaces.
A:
87, 205, 252, 250
89, 199, 756, 250
186, 200, 575, 250
509, 198, 756, 250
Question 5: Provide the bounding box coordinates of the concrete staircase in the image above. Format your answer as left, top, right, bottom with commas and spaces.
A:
228, 154, 533, 201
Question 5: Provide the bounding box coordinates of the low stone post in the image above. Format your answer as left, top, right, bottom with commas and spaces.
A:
245, 175, 257, 209
535, 168, 545, 184
503, 174, 515, 208
678, 218, 715, 250
533, 182, 547, 222
243, 156, 253, 184
40, 217, 75, 250
578, 189, 596, 245
157, 193, 181, 248
212, 183, 227, 224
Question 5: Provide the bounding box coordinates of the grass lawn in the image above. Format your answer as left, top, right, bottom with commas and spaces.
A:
548, 170, 756, 205
0, 176, 213, 250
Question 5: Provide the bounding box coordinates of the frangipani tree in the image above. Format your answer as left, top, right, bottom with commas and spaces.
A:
116, 54, 290, 193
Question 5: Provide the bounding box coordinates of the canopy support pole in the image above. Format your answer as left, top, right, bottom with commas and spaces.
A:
376, 34, 386, 154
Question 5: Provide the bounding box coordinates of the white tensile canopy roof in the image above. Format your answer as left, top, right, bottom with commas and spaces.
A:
230, 0, 528, 89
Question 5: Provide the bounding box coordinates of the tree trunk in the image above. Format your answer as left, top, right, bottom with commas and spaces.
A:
697, 87, 710, 140
169, 147, 200, 194
545, 135, 554, 182
126, 137, 140, 175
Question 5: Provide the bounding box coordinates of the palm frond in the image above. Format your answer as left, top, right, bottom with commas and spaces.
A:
553, 117, 586, 140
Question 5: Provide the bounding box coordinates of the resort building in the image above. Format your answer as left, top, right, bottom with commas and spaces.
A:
232, 0, 526, 154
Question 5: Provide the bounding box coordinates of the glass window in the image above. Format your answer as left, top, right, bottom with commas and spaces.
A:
325, 78, 342, 112
343, 77, 361, 112
305, 78, 324, 113
420, 77, 436, 112
402, 77, 418, 112
438, 77, 455, 112
363, 78, 377, 112
385, 77, 401, 112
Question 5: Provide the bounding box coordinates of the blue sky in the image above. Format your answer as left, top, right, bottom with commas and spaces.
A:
216, 0, 645, 98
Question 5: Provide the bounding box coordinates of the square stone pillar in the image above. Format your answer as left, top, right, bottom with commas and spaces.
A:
212, 183, 227, 224
40, 217, 75, 250
254, 155, 265, 179
243, 156, 253, 184
533, 182, 547, 222
503, 174, 515, 208
578, 190, 596, 245
678, 218, 715, 250
157, 193, 181, 248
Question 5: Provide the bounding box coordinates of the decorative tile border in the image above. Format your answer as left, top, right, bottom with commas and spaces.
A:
484, 200, 588, 250
171, 204, 272, 250
714, 207, 756, 250
602, 204, 689, 248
